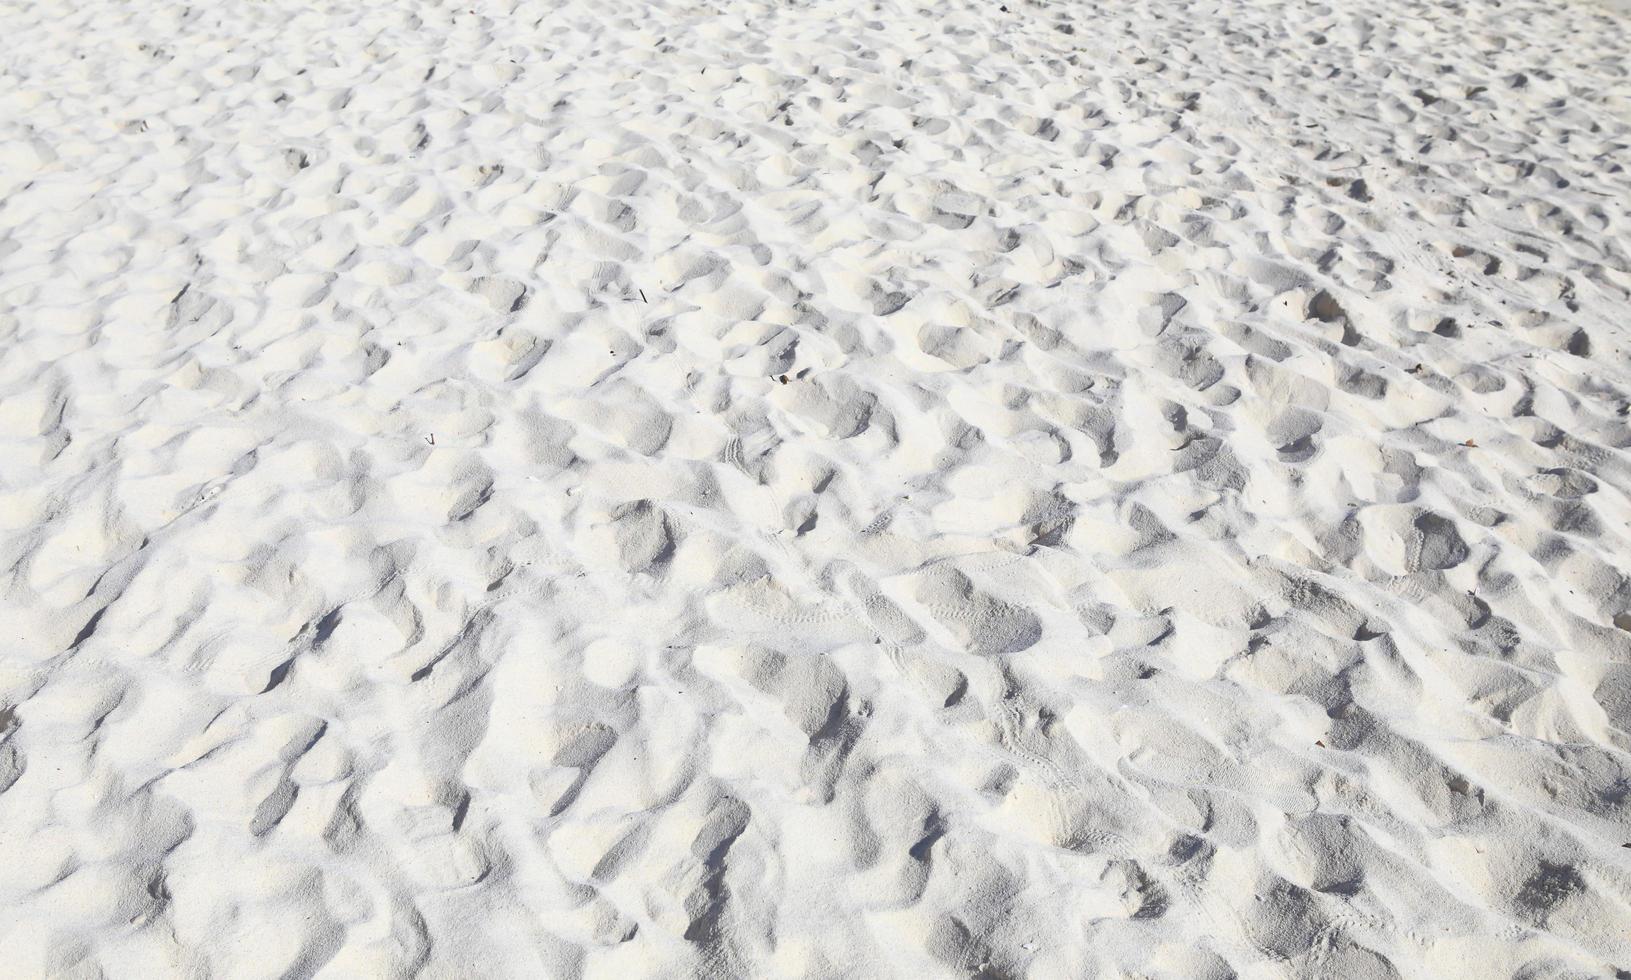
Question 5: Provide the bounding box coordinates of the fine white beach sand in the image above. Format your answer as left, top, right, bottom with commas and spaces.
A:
3, 0, 1631, 975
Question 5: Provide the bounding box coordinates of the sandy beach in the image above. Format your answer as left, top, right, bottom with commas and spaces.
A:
2, 0, 1631, 975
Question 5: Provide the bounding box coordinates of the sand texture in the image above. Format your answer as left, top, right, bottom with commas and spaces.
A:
3, 0, 1631, 975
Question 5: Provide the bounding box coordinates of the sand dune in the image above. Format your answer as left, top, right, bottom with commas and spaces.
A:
3, 0, 1631, 974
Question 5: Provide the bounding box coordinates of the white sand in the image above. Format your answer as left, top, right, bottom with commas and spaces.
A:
3, 0, 1631, 974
